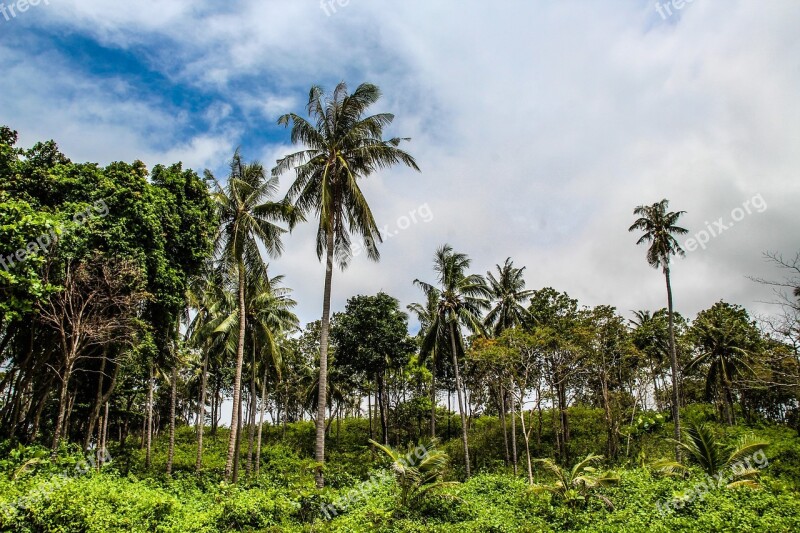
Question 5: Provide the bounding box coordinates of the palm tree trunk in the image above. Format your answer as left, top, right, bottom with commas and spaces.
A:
196, 351, 208, 473
224, 258, 248, 480
665, 266, 682, 461
233, 394, 243, 483
167, 365, 177, 475
246, 348, 257, 477
723, 377, 736, 425
430, 350, 436, 438
314, 230, 335, 488
449, 322, 471, 479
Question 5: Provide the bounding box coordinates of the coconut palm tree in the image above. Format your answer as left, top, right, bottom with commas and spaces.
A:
414, 244, 490, 479
484, 258, 534, 337
207, 150, 296, 481
686, 302, 762, 425
629, 199, 688, 460
408, 287, 447, 438
274, 82, 419, 487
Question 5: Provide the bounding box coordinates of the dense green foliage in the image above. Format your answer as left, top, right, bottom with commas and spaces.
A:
2, 411, 800, 532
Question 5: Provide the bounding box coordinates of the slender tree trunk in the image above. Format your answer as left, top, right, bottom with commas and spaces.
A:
101, 402, 109, 469
30, 375, 55, 442
146, 363, 154, 469
196, 352, 208, 473
233, 394, 243, 483
85, 351, 108, 449
518, 399, 534, 485
430, 350, 436, 438
378, 372, 388, 445
557, 379, 570, 464
368, 385, 373, 440
665, 266, 682, 461
510, 390, 518, 476
225, 258, 248, 480
314, 229, 335, 488
500, 384, 510, 467
167, 365, 178, 475
255, 365, 267, 477
51, 363, 73, 458
246, 348, 257, 477
601, 372, 617, 460
449, 322, 471, 479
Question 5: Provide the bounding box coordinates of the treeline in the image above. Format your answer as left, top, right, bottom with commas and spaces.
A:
1, 83, 799, 489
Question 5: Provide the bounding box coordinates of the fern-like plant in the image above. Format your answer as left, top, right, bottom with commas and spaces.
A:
369, 438, 453, 508
531, 453, 619, 509
653, 422, 769, 488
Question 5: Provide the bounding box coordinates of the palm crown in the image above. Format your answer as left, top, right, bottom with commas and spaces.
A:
628, 199, 688, 271
274, 82, 419, 268
485, 257, 534, 336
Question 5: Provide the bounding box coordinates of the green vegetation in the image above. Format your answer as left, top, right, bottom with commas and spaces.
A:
1, 83, 800, 531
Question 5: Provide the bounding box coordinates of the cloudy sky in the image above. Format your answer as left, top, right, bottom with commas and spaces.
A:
2, 0, 798, 329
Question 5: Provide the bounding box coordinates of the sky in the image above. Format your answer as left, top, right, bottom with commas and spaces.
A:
1, 0, 799, 332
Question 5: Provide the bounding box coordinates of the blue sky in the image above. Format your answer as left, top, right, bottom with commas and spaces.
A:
2, 0, 799, 329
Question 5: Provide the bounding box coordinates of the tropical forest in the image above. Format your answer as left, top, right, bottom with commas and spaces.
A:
1, 2, 799, 532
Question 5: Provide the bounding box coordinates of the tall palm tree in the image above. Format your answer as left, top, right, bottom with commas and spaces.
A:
629, 199, 688, 460
408, 287, 447, 438
483, 258, 532, 467
485, 258, 533, 336
274, 82, 419, 488
414, 244, 490, 478
208, 150, 296, 481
